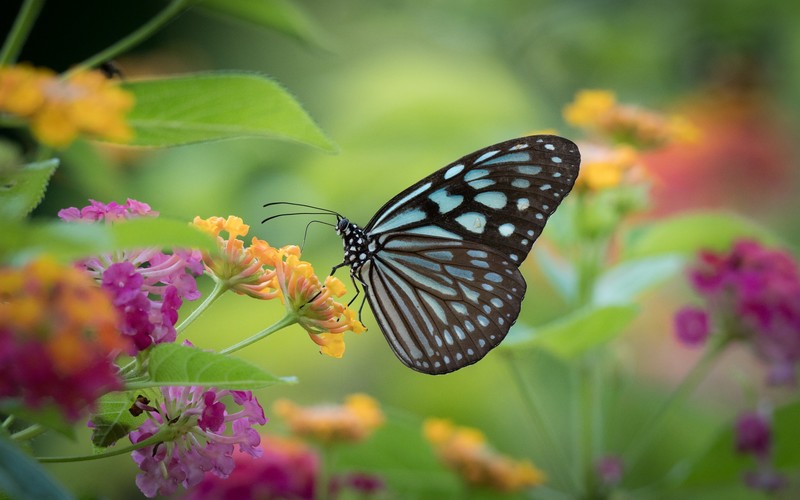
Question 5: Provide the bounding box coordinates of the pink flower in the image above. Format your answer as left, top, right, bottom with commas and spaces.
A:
59, 199, 203, 353
673, 307, 710, 347
129, 385, 267, 498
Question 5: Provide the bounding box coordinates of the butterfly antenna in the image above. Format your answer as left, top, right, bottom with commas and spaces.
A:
262, 211, 340, 224
263, 201, 342, 217
300, 219, 335, 251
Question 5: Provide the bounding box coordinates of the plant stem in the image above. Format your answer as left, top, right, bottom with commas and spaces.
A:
36, 430, 166, 463
0, 0, 45, 66
63, 0, 195, 77
220, 313, 298, 355
316, 443, 334, 500
11, 423, 46, 441
176, 277, 228, 334
623, 334, 730, 470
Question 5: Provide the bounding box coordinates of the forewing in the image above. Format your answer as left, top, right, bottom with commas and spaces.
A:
359, 234, 526, 375
364, 134, 580, 266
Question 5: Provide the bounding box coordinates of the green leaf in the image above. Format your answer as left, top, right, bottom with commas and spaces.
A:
503, 305, 639, 358
0, 437, 73, 499
625, 212, 781, 260
139, 343, 296, 390
0, 158, 59, 220
90, 390, 150, 448
1, 217, 216, 263
198, 0, 330, 48
122, 73, 335, 150
593, 254, 685, 305
533, 246, 577, 303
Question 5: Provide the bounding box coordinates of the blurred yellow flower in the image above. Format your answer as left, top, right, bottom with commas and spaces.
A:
274, 394, 384, 444
564, 89, 699, 149
0, 64, 134, 148
424, 418, 545, 493
575, 142, 642, 191
192, 215, 278, 300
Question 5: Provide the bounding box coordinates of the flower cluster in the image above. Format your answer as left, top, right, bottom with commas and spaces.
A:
273, 394, 384, 444
423, 418, 545, 493
573, 142, 640, 192
0, 257, 127, 420
674, 240, 800, 384
0, 64, 134, 147
564, 89, 699, 149
734, 409, 786, 492
59, 199, 203, 353
192, 216, 278, 299
129, 384, 267, 498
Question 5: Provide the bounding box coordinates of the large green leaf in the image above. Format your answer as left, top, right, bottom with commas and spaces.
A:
133, 343, 295, 390
0, 158, 59, 220
0, 437, 72, 499
90, 390, 151, 448
122, 73, 335, 150
1, 217, 216, 263
624, 212, 781, 260
502, 304, 639, 358
592, 254, 685, 305
533, 246, 577, 303
198, 0, 330, 48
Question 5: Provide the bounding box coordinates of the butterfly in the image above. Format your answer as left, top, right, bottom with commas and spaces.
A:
267, 135, 580, 374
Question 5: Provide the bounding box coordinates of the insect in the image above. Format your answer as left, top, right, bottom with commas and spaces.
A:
266, 135, 580, 374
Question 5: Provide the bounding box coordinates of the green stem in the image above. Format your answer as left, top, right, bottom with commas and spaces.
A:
0, 0, 45, 66
220, 313, 298, 355
504, 351, 576, 492
10, 423, 46, 441
36, 430, 166, 463
63, 0, 195, 77
1, 415, 15, 431
316, 443, 334, 500
176, 277, 228, 334
623, 334, 730, 470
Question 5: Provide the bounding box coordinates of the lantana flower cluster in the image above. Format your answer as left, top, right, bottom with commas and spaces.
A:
674, 239, 800, 384
0, 64, 134, 147
59, 199, 203, 353
0, 257, 128, 420
129, 383, 267, 498
273, 394, 384, 444
423, 418, 545, 493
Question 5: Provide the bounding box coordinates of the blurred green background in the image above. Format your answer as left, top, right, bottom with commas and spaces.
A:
4, 0, 799, 497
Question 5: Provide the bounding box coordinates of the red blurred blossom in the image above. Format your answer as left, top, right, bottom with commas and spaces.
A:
735, 410, 772, 458
674, 307, 711, 347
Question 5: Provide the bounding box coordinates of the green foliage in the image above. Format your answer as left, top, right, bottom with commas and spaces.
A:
89, 390, 153, 448
122, 73, 336, 150
0, 158, 59, 220
0, 437, 73, 500
138, 343, 296, 390
592, 254, 685, 305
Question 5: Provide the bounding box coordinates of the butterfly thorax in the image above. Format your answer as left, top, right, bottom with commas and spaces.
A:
335, 217, 375, 274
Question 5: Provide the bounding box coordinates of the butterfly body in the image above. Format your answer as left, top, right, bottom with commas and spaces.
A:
335, 135, 580, 375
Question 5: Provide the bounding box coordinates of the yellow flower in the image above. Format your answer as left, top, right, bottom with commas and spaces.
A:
273, 394, 384, 444
192, 215, 278, 300
564, 89, 699, 149
257, 244, 365, 357
423, 418, 545, 493
575, 142, 641, 192
0, 64, 134, 148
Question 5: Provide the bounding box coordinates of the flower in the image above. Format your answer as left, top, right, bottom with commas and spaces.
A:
675, 240, 800, 384
574, 142, 641, 192
0, 256, 127, 420
0, 64, 134, 147
254, 244, 366, 357
273, 394, 384, 444
563, 89, 698, 149
673, 307, 711, 347
59, 199, 203, 353
423, 418, 545, 492
186, 435, 318, 500
129, 384, 267, 498
192, 216, 279, 300
595, 455, 624, 487
733, 408, 786, 493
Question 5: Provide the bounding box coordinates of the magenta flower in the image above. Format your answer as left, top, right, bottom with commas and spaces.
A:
129, 385, 267, 498
734, 409, 786, 493
675, 240, 800, 384
59, 199, 204, 353
594, 455, 624, 486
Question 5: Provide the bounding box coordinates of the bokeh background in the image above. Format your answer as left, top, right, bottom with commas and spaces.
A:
3, 0, 799, 497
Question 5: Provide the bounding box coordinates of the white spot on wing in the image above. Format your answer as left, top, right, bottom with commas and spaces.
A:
467, 179, 496, 190
464, 169, 489, 181
552, 156, 562, 163
444, 164, 464, 179
512, 179, 530, 189
474, 191, 507, 209
476, 150, 500, 163
517, 198, 530, 211
455, 212, 487, 234
498, 223, 515, 237
404, 226, 463, 240
368, 182, 431, 231
429, 188, 463, 214
369, 208, 427, 233
517, 165, 542, 175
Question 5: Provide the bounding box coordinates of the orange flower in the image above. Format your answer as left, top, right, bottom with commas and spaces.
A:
574, 142, 642, 192
0, 64, 134, 148
424, 418, 545, 493
255, 244, 365, 357
192, 215, 278, 300
564, 89, 699, 149
273, 394, 384, 444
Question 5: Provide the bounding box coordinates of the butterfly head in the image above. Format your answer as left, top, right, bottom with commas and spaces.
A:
334, 216, 373, 272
